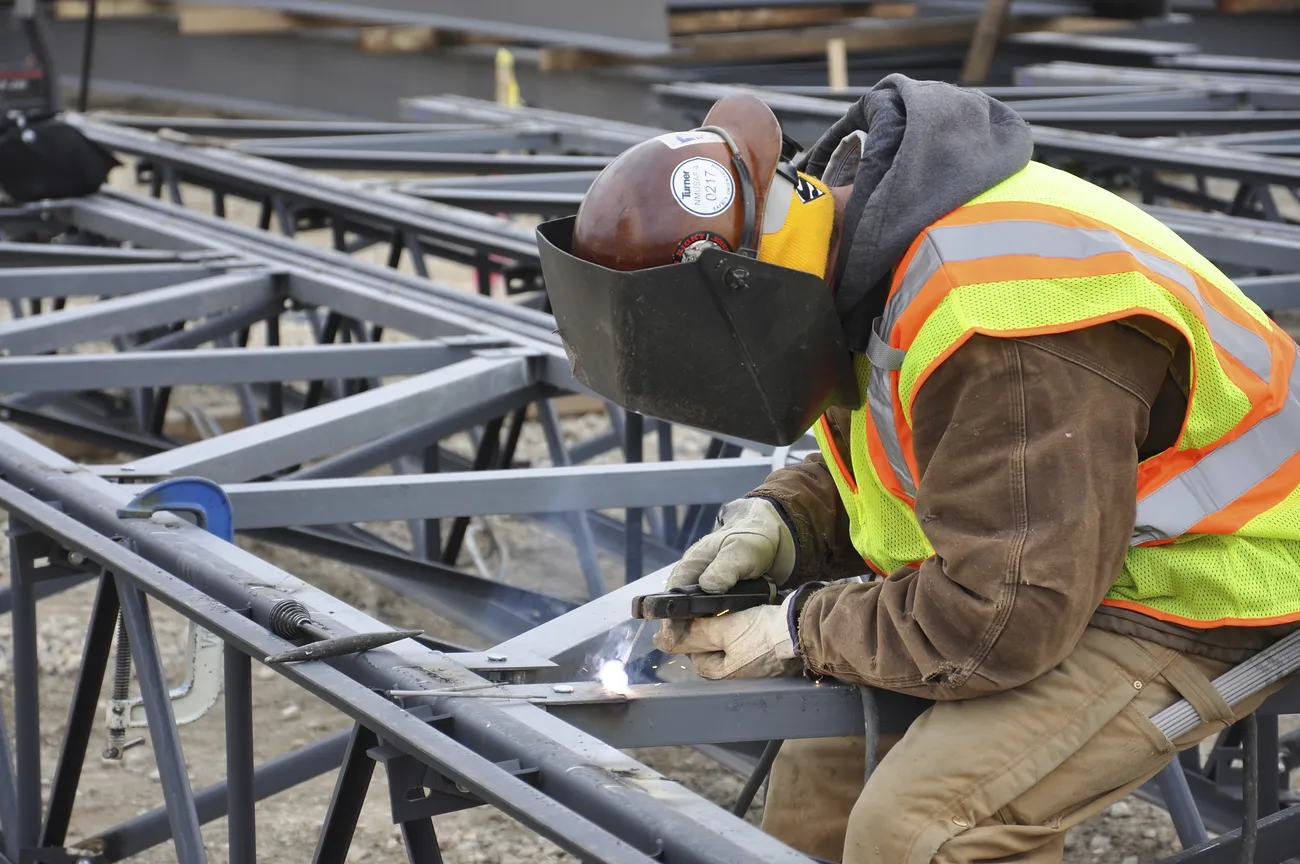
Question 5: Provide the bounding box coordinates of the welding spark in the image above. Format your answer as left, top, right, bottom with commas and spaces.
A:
597, 659, 631, 694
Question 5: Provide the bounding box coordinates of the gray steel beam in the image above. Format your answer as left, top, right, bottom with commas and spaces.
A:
399, 189, 583, 217
1236, 274, 1300, 310
400, 171, 600, 194
0, 338, 502, 392
88, 115, 485, 137
1140, 207, 1300, 277
229, 127, 562, 153
75, 119, 543, 265
0, 272, 276, 357
244, 526, 575, 641
487, 679, 929, 747
122, 354, 539, 483
0, 241, 195, 266
222, 459, 776, 528
0, 426, 821, 864
0, 263, 226, 299
493, 569, 671, 677
228, 147, 613, 175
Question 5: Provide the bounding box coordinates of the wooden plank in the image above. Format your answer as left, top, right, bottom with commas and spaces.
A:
869, 2, 917, 16
671, 13, 1058, 63
826, 37, 849, 89
960, 0, 1011, 85
1218, 0, 1300, 10
55, 0, 170, 19
356, 25, 439, 53
668, 4, 873, 35
176, 5, 346, 34
537, 47, 629, 72
1216, 0, 1300, 10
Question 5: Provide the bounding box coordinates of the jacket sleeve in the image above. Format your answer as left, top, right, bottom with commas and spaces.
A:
746, 407, 871, 586
794, 322, 1175, 698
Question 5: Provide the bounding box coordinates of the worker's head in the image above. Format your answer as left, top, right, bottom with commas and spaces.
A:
570, 94, 839, 282
535, 94, 860, 447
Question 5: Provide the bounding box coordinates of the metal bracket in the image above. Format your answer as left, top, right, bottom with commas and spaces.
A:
367, 705, 539, 822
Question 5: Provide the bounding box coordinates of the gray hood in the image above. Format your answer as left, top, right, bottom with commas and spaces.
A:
798, 74, 1033, 353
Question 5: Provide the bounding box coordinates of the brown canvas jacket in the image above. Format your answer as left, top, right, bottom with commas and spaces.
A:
749, 318, 1298, 700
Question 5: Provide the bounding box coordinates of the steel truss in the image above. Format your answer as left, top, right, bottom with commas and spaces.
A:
1, 87, 1299, 860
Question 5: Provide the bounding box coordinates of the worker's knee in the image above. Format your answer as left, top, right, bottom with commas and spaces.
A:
762, 737, 865, 861
843, 772, 919, 864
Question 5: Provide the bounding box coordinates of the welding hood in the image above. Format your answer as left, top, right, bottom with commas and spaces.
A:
535, 215, 861, 447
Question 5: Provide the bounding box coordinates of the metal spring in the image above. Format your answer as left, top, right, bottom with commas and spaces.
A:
103, 612, 132, 759
267, 598, 310, 639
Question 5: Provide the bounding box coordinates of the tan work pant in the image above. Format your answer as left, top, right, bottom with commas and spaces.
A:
761, 627, 1282, 864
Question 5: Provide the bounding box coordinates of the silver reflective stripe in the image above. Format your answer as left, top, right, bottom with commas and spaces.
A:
882, 220, 1272, 384
880, 234, 942, 344
1133, 344, 1300, 545
867, 317, 916, 498
875, 216, 1279, 514
867, 324, 906, 371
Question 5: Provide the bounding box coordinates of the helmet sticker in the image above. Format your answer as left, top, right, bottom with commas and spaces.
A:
655, 130, 725, 149
672, 230, 734, 263
670, 157, 735, 218
794, 174, 825, 203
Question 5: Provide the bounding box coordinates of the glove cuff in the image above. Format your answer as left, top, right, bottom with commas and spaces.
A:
747, 496, 797, 583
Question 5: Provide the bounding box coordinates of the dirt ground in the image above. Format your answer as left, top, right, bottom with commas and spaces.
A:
1, 135, 1297, 862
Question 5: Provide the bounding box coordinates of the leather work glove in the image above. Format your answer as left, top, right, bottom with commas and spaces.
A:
666, 497, 796, 595
653, 594, 802, 680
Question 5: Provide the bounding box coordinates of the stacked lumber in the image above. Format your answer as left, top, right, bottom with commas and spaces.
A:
51, 1, 1139, 70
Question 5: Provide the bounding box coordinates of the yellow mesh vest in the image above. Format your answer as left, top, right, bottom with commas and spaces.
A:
814, 161, 1300, 627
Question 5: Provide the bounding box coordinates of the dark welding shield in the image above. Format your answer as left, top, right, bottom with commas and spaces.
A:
535, 216, 860, 447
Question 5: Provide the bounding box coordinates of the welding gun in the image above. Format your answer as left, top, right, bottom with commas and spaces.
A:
630, 576, 788, 620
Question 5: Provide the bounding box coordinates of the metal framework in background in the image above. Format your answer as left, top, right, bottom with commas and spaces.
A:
2, 59, 1300, 864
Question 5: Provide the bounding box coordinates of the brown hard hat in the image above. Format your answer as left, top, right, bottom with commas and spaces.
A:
572, 93, 786, 272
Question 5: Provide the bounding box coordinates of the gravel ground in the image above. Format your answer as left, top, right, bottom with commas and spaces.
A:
1, 127, 1297, 862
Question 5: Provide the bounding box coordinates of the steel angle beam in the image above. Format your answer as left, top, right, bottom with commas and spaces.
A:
1236, 274, 1300, 309
399, 188, 585, 217
243, 526, 575, 643
492, 679, 927, 748
0, 241, 198, 266
0, 271, 277, 357
222, 459, 777, 528
1158, 53, 1300, 77
75, 119, 543, 264
0, 262, 227, 299
228, 126, 564, 153
1147, 214, 1300, 275
90, 115, 488, 138
767, 84, 1186, 99
1159, 806, 1300, 864
228, 147, 613, 175
1016, 111, 1300, 136
122, 355, 540, 483
401, 171, 601, 194
399, 95, 665, 148
0, 339, 502, 392
1015, 61, 1300, 91
493, 570, 672, 676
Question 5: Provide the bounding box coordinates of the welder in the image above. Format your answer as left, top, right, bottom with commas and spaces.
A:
534, 75, 1300, 863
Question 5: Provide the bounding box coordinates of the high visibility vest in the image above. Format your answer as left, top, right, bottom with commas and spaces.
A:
814, 160, 1300, 629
